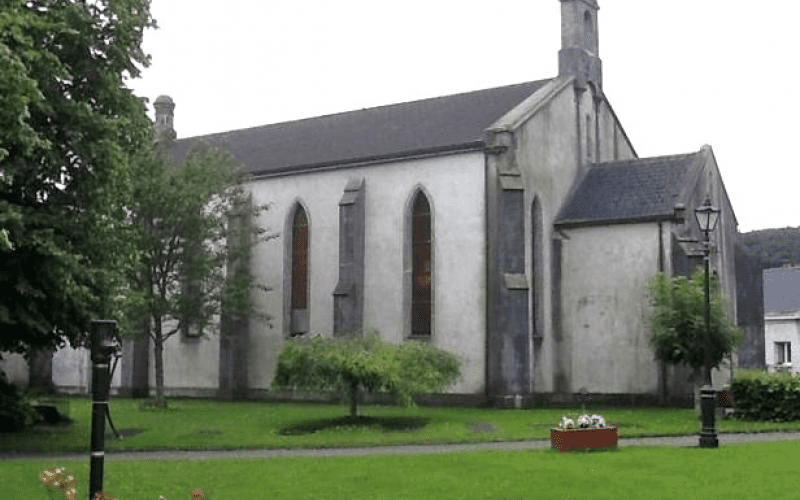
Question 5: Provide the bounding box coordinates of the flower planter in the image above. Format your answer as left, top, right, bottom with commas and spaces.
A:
551, 426, 618, 451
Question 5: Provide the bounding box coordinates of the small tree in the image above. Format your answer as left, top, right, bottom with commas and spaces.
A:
123, 142, 269, 407
273, 332, 461, 416
649, 268, 743, 385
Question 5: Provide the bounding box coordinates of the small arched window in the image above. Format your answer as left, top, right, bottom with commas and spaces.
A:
411, 192, 432, 336
583, 10, 595, 51
291, 205, 309, 312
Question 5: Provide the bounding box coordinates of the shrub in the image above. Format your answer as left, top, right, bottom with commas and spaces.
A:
731, 370, 800, 422
648, 269, 743, 383
0, 370, 38, 432
273, 331, 461, 416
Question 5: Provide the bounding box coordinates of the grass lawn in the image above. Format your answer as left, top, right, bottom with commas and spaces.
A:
3, 441, 799, 499
3, 397, 800, 453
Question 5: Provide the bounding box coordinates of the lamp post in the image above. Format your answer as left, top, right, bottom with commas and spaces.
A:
90, 320, 118, 499
694, 196, 720, 449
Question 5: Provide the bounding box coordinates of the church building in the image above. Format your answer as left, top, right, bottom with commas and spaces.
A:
4, 0, 741, 406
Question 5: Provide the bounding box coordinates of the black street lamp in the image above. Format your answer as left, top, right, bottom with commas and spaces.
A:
694, 196, 720, 449
90, 320, 118, 499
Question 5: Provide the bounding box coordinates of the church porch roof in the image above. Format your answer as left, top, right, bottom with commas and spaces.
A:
555, 150, 707, 228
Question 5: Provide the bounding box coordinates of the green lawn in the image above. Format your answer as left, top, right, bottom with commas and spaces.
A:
3, 396, 800, 453
4, 441, 799, 499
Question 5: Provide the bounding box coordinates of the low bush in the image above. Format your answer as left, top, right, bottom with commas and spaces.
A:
731, 370, 800, 422
273, 331, 461, 417
0, 371, 38, 432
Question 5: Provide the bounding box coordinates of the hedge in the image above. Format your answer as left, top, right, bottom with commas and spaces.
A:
731, 370, 800, 422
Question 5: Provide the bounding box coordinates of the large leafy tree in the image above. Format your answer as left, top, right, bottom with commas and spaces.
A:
124, 142, 268, 407
273, 332, 462, 417
0, 0, 155, 354
649, 268, 743, 384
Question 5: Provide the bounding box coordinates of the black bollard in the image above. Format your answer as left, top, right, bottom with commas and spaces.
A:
699, 385, 719, 448
89, 320, 117, 500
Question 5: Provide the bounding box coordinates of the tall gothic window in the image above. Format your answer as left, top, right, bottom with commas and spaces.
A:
411, 192, 432, 336
291, 206, 309, 334
531, 197, 543, 340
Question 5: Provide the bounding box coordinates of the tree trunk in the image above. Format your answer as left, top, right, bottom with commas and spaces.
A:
153, 322, 166, 408
349, 380, 359, 417
28, 348, 55, 395
659, 361, 668, 406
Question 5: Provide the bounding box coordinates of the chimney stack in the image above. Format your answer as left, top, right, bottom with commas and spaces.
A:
153, 95, 176, 142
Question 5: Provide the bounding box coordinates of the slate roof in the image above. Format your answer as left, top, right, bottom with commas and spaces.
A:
763, 267, 800, 315
169, 79, 553, 176
556, 150, 706, 227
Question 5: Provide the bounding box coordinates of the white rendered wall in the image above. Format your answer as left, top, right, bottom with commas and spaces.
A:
247, 152, 487, 394
507, 79, 638, 394
0, 352, 29, 386
51, 347, 91, 393
561, 223, 661, 393
148, 331, 220, 395
0, 346, 122, 394
765, 316, 800, 373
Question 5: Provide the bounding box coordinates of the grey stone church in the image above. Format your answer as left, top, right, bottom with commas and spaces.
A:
3, 0, 748, 406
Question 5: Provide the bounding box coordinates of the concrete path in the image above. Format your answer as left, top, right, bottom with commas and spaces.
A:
3, 432, 800, 462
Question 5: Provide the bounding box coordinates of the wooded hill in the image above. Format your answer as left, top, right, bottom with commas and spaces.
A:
738, 227, 800, 269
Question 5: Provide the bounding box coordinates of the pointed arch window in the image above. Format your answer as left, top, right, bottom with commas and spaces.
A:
292, 206, 308, 309
583, 9, 595, 51
290, 206, 309, 334
531, 197, 543, 340
411, 192, 432, 336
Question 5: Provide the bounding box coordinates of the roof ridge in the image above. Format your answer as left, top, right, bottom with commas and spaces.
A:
591, 149, 704, 168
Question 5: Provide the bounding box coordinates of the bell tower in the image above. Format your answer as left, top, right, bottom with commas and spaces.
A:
558, 0, 602, 90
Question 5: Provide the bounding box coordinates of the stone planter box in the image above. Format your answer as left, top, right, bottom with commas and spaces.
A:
551, 426, 618, 451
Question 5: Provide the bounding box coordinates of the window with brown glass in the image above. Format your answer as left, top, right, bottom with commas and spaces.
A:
291, 206, 308, 334
411, 192, 432, 336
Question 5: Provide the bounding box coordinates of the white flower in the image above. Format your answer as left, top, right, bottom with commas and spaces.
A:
577, 415, 592, 428
590, 415, 606, 428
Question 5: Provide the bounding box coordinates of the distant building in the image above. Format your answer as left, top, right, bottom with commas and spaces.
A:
763, 267, 800, 374
2, 1, 744, 406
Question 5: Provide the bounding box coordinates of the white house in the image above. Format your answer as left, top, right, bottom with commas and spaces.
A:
763, 267, 800, 374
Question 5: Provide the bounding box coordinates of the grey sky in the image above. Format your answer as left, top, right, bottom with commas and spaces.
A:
129, 1, 800, 232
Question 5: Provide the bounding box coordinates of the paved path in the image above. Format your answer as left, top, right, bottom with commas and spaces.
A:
4, 432, 800, 462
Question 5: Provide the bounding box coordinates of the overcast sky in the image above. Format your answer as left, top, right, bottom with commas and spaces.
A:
129, 1, 800, 233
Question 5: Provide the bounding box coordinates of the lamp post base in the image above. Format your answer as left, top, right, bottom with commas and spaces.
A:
699, 385, 718, 448
699, 432, 719, 448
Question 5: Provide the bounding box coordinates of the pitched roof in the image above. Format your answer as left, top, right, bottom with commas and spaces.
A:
556, 150, 706, 227
764, 267, 800, 315
169, 79, 553, 176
